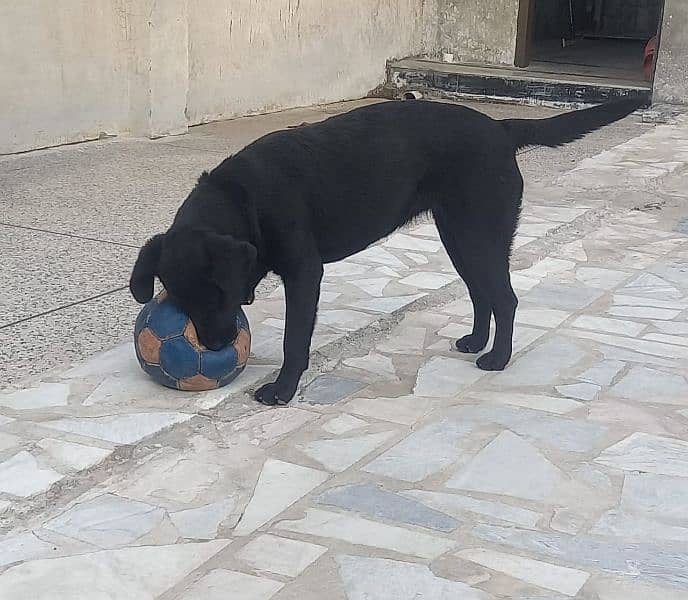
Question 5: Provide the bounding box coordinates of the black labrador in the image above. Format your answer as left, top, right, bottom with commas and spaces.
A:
130, 99, 642, 405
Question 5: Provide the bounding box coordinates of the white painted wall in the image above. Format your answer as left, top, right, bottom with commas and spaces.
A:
1, 0, 439, 154
1, 1, 130, 154
186, 0, 439, 124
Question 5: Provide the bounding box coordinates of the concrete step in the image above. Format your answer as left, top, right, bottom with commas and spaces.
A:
385, 58, 652, 107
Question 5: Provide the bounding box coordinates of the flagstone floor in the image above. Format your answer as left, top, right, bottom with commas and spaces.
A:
1, 107, 688, 599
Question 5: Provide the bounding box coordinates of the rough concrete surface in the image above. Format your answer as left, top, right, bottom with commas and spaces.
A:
654, 0, 688, 105
1, 98, 688, 599
438, 0, 519, 64
1, 1, 438, 153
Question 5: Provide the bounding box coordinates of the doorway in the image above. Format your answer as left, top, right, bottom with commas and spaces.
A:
516, 0, 664, 84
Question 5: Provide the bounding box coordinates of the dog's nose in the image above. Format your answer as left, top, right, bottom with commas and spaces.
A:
244, 290, 255, 305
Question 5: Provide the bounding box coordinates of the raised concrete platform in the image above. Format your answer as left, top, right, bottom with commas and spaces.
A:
387, 58, 653, 107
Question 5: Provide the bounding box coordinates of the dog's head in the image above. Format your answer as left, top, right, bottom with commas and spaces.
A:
130, 228, 257, 350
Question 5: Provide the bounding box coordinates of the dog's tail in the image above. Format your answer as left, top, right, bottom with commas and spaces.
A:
501, 98, 644, 150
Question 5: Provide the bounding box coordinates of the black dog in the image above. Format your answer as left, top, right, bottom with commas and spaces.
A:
130, 98, 642, 405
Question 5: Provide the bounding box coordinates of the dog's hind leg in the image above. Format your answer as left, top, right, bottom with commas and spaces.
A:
433, 206, 492, 354
433, 193, 519, 371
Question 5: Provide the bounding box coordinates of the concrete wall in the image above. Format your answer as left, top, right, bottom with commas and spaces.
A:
186, 0, 438, 124
1, 0, 439, 154
653, 0, 688, 105
438, 0, 519, 65
1, 1, 129, 153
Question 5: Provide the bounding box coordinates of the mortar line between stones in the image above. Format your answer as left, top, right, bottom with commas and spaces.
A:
0, 286, 129, 330
0, 222, 140, 249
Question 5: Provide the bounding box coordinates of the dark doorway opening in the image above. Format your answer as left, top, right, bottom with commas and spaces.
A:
518, 0, 664, 85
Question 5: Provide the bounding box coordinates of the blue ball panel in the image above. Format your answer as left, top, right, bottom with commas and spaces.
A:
135, 303, 252, 391
236, 309, 250, 332
200, 344, 239, 379
160, 336, 201, 380
134, 300, 155, 336
140, 363, 180, 390
219, 364, 246, 387
147, 300, 190, 339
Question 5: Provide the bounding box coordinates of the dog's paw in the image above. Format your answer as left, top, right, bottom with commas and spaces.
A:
255, 381, 294, 406
455, 334, 488, 354
476, 350, 510, 371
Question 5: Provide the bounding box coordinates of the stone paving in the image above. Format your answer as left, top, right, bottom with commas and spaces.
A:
1, 109, 688, 598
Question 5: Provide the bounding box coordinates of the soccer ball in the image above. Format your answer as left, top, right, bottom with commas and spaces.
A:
134, 291, 251, 391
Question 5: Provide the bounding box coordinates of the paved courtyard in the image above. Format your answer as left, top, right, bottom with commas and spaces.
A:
1, 100, 688, 599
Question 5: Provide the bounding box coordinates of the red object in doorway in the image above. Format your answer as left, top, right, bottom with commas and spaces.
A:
643, 35, 658, 81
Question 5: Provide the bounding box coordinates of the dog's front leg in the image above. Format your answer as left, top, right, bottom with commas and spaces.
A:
255, 262, 323, 405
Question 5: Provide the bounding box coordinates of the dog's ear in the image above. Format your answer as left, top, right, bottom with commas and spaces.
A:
130, 234, 164, 303
204, 233, 257, 292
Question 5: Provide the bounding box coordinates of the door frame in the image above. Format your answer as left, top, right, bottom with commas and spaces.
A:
515, 0, 535, 68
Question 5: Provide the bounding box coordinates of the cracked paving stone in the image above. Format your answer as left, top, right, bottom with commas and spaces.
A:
555, 382, 600, 402
343, 352, 396, 377
277, 508, 455, 559
413, 356, 485, 397
457, 548, 590, 596
620, 472, 688, 524
45, 493, 165, 548
349, 245, 408, 269
473, 523, 688, 590
0, 382, 70, 410
299, 375, 366, 405
594, 432, 688, 477
476, 391, 583, 415
575, 267, 631, 290
398, 272, 455, 290
234, 459, 329, 536
383, 233, 442, 253
183, 569, 283, 599
610, 365, 688, 405
346, 293, 426, 314
336, 555, 490, 600
492, 337, 588, 386
446, 430, 566, 502
322, 414, 367, 435
316, 309, 376, 332
0, 451, 63, 497
376, 325, 427, 354
363, 416, 473, 482
571, 315, 646, 337
36, 439, 111, 472
0, 532, 75, 569
458, 405, 609, 453
349, 277, 392, 296
170, 498, 237, 540
237, 534, 327, 578
40, 412, 192, 445
298, 431, 395, 472
591, 508, 688, 543
515, 307, 571, 328
0, 541, 230, 600
577, 360, 625, 386
402, 490, 541, 528
318, 483, 459, 532
620, 273, 683, 300
524, 282, 604, 310
344, 394, 433, 425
